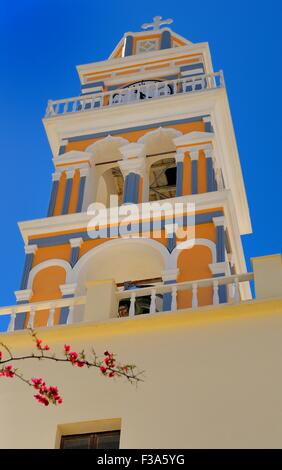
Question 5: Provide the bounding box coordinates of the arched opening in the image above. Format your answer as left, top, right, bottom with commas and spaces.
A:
95, 165, 124, 207
85, 136, 128, 208
75, 239, 168, 315
138, 127, 181, 201
149, 157, 177, 201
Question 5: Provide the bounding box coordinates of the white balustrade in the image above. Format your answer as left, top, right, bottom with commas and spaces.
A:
0, 272, 252, 333
45, 71, 224, 118
0, 296, 86, 333
116, 272, 253, 318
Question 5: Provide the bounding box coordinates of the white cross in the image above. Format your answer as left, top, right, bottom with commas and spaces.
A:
141, 16, 173, 31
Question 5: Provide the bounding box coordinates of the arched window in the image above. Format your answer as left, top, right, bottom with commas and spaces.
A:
95, 166, 124, 208
149, 158, 177, 201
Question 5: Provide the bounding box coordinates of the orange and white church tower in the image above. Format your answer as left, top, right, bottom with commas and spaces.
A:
1, 17, 281, 449
14, 15, 253, 326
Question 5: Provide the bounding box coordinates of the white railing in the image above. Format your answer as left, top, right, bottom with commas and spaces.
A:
116, 273, 253, 317
0, 272, 253, 333
45, 71, 225, 118
0, 296, 86, 333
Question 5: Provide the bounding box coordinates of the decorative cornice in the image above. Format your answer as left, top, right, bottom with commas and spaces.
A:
24, 245, 38, 255
69, 237, 83, 249
65, 169, 75, 179
52, 172, 61, 182
173, 131, 215, 150
175, 149, 184, 163
209, 262, 229, 276
59, 283, 77, 297
53, 150, 92, 170
14, 289, 33, 302
119, 142, 145, 160
118, 156, 146, 177
189, 150, 199, 161
212, 216, 226, 228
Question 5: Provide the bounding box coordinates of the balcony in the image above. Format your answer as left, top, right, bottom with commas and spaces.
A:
45, 71, 225, 119
1, 272, 254, 333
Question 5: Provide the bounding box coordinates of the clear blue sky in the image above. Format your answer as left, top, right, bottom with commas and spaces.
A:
0, 0, 281, 329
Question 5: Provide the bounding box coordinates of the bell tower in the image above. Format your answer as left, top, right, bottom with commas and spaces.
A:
14, 17, 252, 330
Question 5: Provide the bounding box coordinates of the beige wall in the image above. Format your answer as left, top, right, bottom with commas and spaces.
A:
0, 298, 282, 449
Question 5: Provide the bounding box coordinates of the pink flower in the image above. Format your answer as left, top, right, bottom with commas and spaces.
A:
1, 365, 15, 378
69, 352, 78, 363
31, 378, 43, 389
34, 394, 49, 406
44, 345, 50, 351
76, 361, 85, 368
0, 351, 2, 361
100, 366, 107, 374
36, 339, 42, 349
48, 386, 58, 396
64, 344, 71, 353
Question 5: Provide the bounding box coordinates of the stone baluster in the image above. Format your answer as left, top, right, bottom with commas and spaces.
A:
192, 283, 198, 308
129, 292, 136, 317
8, 308, 16, 332
149, 289, 157, 314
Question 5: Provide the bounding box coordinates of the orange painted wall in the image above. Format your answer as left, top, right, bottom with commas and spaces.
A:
195, 222, 216, 243
54, 171, 66, 216
177, 245, 213, 309
68, 169, 80, 214
29, 266, 66, 328
32, 245, 71, 267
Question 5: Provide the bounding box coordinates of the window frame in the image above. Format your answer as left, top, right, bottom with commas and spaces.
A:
60, 429, 121, 449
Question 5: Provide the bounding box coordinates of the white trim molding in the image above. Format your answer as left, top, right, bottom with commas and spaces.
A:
24, 245, 38, 255
69, 238, 83, 249
27, 259, 73, 289
14, 289, 33, 303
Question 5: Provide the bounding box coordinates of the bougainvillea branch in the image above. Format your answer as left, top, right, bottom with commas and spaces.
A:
0, 329, 143, 407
